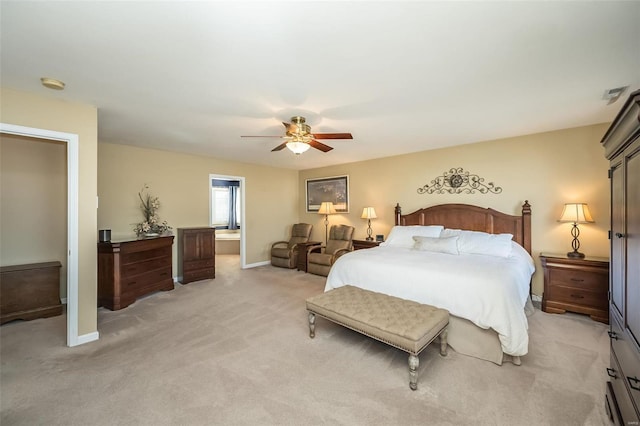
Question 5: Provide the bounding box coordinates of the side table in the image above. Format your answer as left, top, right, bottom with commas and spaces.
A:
353, 239, 381, 250
296, 241, 322, 272
540, 253, 609, 324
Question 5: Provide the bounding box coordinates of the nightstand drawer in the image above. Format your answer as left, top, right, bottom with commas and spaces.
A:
549, 268, 607, 291
546, 285, 608, 310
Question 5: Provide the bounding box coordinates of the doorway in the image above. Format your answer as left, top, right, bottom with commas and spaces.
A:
0, 123, 83, 347
209, 174, 246, 268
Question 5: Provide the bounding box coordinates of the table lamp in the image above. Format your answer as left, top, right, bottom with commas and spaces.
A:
558, 203, 594, 258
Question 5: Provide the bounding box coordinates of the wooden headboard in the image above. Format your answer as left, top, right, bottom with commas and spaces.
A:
394, 201, 532, 254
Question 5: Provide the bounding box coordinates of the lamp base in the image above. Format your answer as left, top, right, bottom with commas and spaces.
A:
365, 237, 374, 241
567, 251, 585, 259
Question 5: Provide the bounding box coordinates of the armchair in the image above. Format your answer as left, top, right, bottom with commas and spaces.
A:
307, 224, 355, 276
271, 223, 313, 269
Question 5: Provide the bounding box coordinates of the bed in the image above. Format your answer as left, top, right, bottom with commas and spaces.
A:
325, 201, 534, 365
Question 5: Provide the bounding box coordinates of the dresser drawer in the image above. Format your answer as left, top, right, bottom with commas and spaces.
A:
183, 268, 215, 283
609, 349, 640, 424
122, 267, 172, 291
611, 314, 640, 412
548, 268, 607, 291
122, 256, 171, 277
184, 259, 215, 271
546, 285, 608, 310
121, 246, 171, 265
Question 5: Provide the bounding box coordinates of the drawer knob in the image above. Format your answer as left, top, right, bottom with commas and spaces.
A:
570, 294, 585, 299
606, 368, 617, 379
608, 330, 618, 340
628, 376, 640, 391
570, 278, 585, 282
615, 232, 625, 239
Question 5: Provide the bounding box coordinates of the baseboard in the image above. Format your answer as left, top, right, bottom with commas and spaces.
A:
244, 260, 270, 269
71, 331, 100, 347
531, 294, 542, 303
61, 297, 68, 305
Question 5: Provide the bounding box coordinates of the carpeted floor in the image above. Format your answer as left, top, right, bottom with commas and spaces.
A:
1, 255, 609, 425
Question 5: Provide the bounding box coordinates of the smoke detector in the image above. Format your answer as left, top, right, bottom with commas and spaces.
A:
40, 77, 65, 90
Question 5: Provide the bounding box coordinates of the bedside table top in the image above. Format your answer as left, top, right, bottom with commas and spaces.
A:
540, 252, 609, 263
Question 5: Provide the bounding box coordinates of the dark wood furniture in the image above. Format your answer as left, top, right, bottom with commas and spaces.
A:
178, 227, 215, 284
353, 239, 381, 250
296, 241, 321, 272
98, 236, 174, 310
0, 261, 62, 324
601, 89, 640, 424
539, 253, 609, 324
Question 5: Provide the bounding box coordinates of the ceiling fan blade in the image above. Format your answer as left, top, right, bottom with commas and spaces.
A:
271, 142, 288, 152
241, 135, 286, 138
309, 139, 334, 152
311, 133, 353, 140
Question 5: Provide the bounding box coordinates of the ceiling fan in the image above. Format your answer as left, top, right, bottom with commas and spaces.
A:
241, 116, 353, 154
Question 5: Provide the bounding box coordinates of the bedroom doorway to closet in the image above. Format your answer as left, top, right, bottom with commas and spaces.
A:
0, 123, 80, 347
209, 174, 246, 269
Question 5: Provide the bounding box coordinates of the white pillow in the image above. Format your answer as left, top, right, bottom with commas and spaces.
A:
380, 225, 444, 248
412, 236, 459, 255
440, 229, 513, 258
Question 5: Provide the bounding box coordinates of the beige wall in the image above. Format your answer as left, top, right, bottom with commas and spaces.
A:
299, 123, 611, 296
0, 87, 98, 336
0, 135, 67, 297
97, 143, 299, 268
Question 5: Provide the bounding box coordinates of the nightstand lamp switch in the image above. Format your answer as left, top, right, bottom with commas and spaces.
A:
558, 203, 594, 258
361, 207, 377, 241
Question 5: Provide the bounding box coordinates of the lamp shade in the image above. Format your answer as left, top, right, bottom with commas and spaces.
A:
317, 202, 337, 215
558, 203, 594, 223
286, 141, 311, 154
361, 207, 377, 219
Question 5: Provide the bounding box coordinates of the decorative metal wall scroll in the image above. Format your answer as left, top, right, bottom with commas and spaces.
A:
417, 167, 503, 195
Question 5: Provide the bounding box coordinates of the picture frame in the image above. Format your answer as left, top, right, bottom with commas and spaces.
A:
306, 175, 349, 213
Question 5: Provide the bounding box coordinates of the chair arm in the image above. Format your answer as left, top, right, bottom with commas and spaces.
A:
308, 244, 325, 255
332, 248, 352, 262
271, 241, 289, 250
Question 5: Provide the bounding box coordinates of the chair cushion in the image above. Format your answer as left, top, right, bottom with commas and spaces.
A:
330, 225, 354, 241
271, 247, 291, 259
292, 223, 312, 238
308, 252, 333, 266
326, 239, 350, 255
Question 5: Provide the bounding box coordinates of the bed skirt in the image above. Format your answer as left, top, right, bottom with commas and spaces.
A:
449, 297, 534, 365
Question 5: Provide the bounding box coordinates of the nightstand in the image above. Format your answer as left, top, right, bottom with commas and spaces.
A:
296, 241, 321, 272
540, 253, 609, 324
352, 240, 381, 250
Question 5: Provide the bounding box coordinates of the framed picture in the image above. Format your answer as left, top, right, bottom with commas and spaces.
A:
306, 175, 349, 213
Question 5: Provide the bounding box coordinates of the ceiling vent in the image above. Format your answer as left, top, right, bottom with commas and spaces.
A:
603, 86, 629, 104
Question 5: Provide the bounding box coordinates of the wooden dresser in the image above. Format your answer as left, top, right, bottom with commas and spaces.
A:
601, 89, 640, 424
98, 236, 174, 310
540, 253, 609, 324
0, 261, 63, 324
177, 227, 215, 284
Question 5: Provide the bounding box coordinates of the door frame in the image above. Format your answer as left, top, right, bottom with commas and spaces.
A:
0, 123, 82, 347
209, 173, 246, 268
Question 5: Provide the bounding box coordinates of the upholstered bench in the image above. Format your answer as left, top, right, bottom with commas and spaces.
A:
306, 285, 449, 390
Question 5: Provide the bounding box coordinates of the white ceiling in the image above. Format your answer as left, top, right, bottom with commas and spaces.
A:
2, 1, 639, 170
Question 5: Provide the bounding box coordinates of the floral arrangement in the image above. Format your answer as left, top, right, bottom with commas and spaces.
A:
133, 184, 172, 237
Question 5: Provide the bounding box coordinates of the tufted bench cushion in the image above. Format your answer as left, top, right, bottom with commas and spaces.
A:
306, 285, 449, 390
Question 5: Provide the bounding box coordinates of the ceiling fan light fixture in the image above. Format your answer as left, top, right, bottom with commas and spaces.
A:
286, 141, 311, 155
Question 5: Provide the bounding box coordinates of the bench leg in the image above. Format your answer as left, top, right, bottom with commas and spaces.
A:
408, 354, 419, 391
439, 329, 448, 357
308, 312, 316, 338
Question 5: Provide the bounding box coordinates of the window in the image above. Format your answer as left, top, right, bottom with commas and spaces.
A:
211, 179, 240, 229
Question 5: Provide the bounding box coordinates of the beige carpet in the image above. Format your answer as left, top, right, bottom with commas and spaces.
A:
1, 255, 609, 425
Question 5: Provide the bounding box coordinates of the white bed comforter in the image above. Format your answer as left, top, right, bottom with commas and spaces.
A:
325, 244, 535, 356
